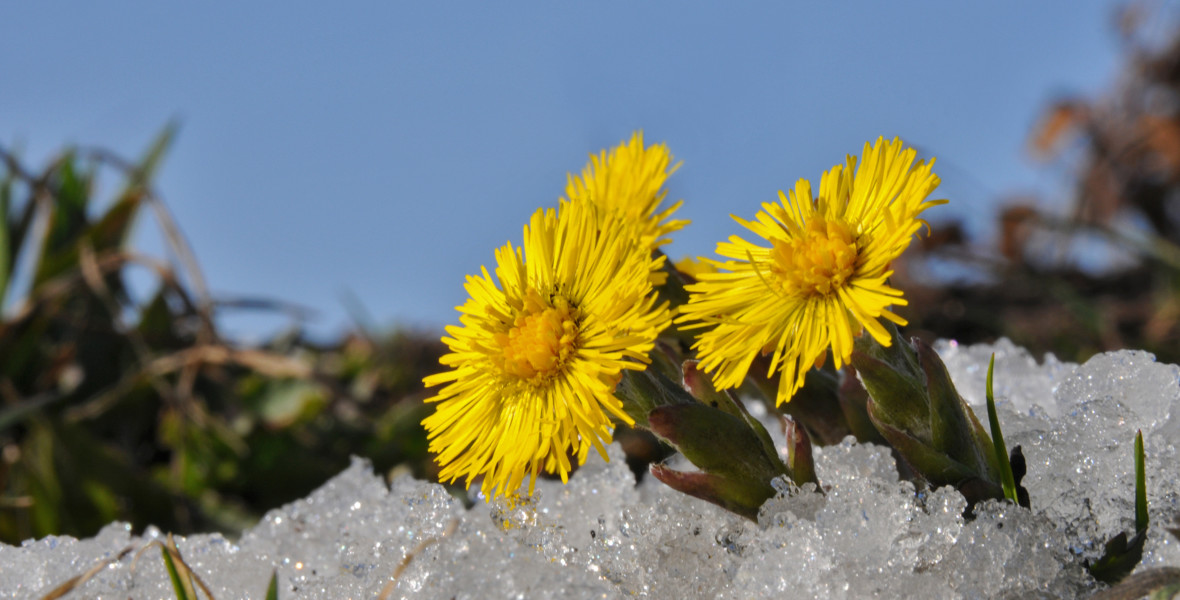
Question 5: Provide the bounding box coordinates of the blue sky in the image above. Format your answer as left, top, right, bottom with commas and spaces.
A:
1, 2, 1128, 339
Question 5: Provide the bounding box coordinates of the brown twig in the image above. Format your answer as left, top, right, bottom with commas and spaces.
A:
38, 545, 134, 600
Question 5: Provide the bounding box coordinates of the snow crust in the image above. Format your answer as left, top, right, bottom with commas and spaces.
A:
3, 341, 1179, 599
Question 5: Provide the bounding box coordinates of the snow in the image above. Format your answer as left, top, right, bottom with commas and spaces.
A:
3, 341, 1179, 599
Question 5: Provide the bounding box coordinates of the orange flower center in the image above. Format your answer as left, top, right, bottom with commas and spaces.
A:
770, 217, 858, 297
494, 291, 579, 382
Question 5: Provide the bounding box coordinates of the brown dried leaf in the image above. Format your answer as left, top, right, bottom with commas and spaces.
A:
1029, 101, 1087, 160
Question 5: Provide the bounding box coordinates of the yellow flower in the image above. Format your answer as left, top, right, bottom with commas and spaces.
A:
422, 201, 671, 497
673, 255, 718, 281
677, 137, 945, 405
564, 131, 688, 252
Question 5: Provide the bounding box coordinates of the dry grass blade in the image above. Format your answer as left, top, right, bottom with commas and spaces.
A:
377, 517, 460, 600
0, 388, 70, 431
3, 250, 183, 323
38, 545, 133, 600
161, 538, 196, 600
62, 344, 312, 430
167, 537, 218, 600
145, 194, 214, 332
129, 538, 218, 600
145, 345, 314, 380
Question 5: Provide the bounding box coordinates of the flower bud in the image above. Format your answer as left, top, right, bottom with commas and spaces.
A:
851, 322, 1004, 505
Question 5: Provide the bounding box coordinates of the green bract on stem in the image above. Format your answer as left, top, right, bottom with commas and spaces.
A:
615, 364, 809, 521
850, 321, 1010, 507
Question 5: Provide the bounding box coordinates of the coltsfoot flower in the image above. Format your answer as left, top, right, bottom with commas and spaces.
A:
677, 137, 945, 405
422, 201, 671, 497
564, 131, 687, 253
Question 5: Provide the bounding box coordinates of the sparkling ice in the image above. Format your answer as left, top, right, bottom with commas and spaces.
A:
3, 341, 1179, 599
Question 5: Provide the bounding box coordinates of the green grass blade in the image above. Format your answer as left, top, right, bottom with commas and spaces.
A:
160, 545, 193, 600
265, 570, 279, 600
1136, 429, 1149, 533
128, 120, 178, 189
985, 354, 1019, 503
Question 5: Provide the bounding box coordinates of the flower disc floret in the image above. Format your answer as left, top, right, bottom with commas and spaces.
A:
769, 217, 859, 297
493, 290, 579, 382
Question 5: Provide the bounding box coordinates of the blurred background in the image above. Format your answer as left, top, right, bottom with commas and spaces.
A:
3, 1, 1179, 544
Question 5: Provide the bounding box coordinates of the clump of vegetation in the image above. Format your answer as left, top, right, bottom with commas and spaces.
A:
0, 127, 446, 544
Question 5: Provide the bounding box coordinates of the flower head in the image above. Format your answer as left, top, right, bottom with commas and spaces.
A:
564, 131, 687, 252
677, 137, 945, 405
422, 201, 671, 497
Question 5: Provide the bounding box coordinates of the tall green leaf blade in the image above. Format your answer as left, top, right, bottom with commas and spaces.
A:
126, 121, 178, 190
88, 192, 141, 251
1088, 431, 1151, 584
32, 157, 86, 286
48, 157, 90, 252
985, 355, 1019, 503
100, 121, 176, 252
265, 570, 279, 600
1136, 429, 1148, 533
160, 545, 193, 600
